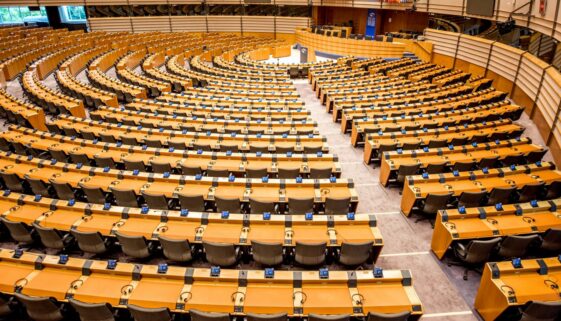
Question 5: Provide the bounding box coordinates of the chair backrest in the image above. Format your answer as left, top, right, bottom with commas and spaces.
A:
246, 313, 287, 321
32, 223, 65, 250
310, 167, 332, 179
1, 217, 33, 244
457, 191, 487, 208
278, 167, 300, 179
540, 228, 561, 252
215, 196, 241, 213
178, 193, 206, 212
203, 241, 239, 267
427, 139, 447, 148
526, 149, 548, 164
487, 187, 515, 205
497, 234, 540, 258
249, 197, 276, 214
207, 168, 229, 177
325, 197, 350, 215
247, 167, 268, 179
288, 197, 314, 214
99, 133, 116, 143
115, 231, 151, 259
463, 237, 501, 264
518, 182, 545, 203
70, 230, 108, 254
545, 181, 561, 199
69, 152, 90, 165
339, 241, 373, 266
27, 177, 50, 197
158, 236, 193, 262
14, 292, 63, 321
181, 164, 202, 175
249, 145, 269, 153
308, 314, 350, 321
0, 172, 24, 192
251, 240, 284, 266
142, 191, 170, 210
520, 300, 561, 321
452, 161, 475, 172
190, 309, 230, 321
124, 159, 145, 171
51, 181, 75, 200
69, 298, 115, 321
421, 193, 451, 215
425, 162, 447, 174
79, 184, 107, 204
396, 164, 420, 183
94, 155, 116, 169
366, 311, 411, 321
295, 241, 326, 266
48, 148, 67, 162
304, 146, 322, 154
479, 156, 499, 169
111, 187, 139, 208
128, 304, 171, 321
145, 138, 163, 148
501, 154, 524, 166
151, 161, 172, 174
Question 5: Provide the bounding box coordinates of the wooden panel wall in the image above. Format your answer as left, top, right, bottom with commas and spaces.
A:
426, 28, 561, 167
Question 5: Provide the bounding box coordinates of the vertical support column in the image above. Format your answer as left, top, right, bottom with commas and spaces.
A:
510, 51, 527, 97
452, 34, 462, 69
126, 0, 134, 33
530, 65, 554, 119
484, 41, 497, 78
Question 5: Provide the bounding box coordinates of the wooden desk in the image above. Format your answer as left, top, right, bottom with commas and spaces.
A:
379, 138, 543, 186
474, 257, 561, 321
295, 30, 406, 58
401, 163, 561, 215
340, 89, 502, 131
0, 192, 382, 258
431, 199, 561, 259
125, 101, 311, 122
351, 103, 523, 146
364, 120, 524, 165
0, 250, 422, 318
2, 126, 341, 178
0, 151, 357, 210
52, 116, 328, 154
92, 107, 318, 135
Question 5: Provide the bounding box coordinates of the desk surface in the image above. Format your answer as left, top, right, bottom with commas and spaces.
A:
431, 199, 561, 259
52, 116, 328, 152
0, 191, 383, 251
475, 257, 561, 321
379, 138, 543, 186
2, 126, 340, 176
0, 151, 357, 206
401, 162, 561, 215
0, 249, 423, 317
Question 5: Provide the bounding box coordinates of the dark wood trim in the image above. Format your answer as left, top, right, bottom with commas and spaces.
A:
452, 34, 462, 69
510, 51, 528, 97
484, 41, 497, 78
530, 65, 554, 119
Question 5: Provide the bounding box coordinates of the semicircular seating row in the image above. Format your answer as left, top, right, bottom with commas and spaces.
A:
0, 26, 422, 321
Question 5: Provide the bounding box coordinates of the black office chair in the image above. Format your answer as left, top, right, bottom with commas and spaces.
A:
416, 193, 452, 225
519, 300, 561, 321
497, 234, 540, 259
449, 237, 501, 280
457, 191, 487, 208
366, 311, 411, 321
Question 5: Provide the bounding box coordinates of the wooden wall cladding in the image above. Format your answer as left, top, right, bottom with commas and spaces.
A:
426, 28, 561, 167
